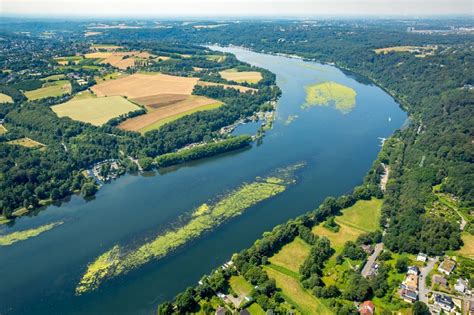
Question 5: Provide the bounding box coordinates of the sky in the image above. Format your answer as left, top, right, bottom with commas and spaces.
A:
1, 0, 473, 18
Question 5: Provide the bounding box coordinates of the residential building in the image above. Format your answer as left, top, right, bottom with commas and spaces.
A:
215, 306, 227, 315
454, 278, 468, 294
417, 253, 428, 262
432, 274, 448, 289
399, 286, 418, 303
359, 300, 375, 315
407, 266, 419, 276
438, 258, 456, 275
434, 294, 454, 312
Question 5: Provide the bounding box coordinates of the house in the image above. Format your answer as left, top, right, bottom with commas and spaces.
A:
417, 253, 428, 262
215, 306, 227, 315
438, 258, 456, 275
407, 266, 419, 276
432, 274, 448, 289
469, 300, 474, 315
434, 294, 454, 312
359, 300, 375, 315
454, 278, 468, 294
361, 244, 374, 255
399, 286, 418, 303
404, 274, 419, 291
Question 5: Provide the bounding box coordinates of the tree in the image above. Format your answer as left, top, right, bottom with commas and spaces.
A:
412, 301, 430, 315
175, 288, 196, 313
395, 257, 410, 273
81, 181, 98, 197
157, 302, 173, 315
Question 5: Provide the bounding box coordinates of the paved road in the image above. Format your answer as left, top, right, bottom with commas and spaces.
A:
361, 243, 383, 278
419, 257, 438, 303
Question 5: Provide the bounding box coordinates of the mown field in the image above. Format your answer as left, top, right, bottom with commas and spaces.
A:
24, 80, 72, 100
197, 80, 257, 93
268, 237, 311, 273
0, 93, 13, 103
456, 233, 474, 259
122, 96, 222, 133
219, 69, 262, 84
7, 137, 45, 149
91, 73, 199, 98
51, 96, 141, 126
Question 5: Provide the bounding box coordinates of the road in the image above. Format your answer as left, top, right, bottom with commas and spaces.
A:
419, 257, 438, 303
361, 243, 383, 278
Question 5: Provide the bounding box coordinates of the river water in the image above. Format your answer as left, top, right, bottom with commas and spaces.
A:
0, 47, 406, 314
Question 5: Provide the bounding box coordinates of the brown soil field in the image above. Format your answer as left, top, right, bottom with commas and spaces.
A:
118, 95, 221, 132
197, 80, 257, 93
132, 94, 189, 110
91, 73, 199, 98
84, 52, 113, 59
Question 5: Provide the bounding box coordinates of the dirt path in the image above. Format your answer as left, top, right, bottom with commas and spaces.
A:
361, 243, 383, 278
380, 163, 390, 192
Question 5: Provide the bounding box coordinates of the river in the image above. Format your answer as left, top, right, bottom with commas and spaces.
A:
0, 46, 406, 314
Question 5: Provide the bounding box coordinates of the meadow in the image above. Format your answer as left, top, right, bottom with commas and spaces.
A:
24, 80, 72, 100
302, 81, 357, 114
456, 233, 474, 259
219, 69, 262, 84
76, 170, 298, 295
0, 93, 13, 103
123, 96, 222, 133
7, 137, 45, 149
91, 73, 199, 98
0, 125, 7, 134
229, 275, 253, 296
268, 237, 311, 273
51, 96, 141, 126
197, 81, 257, 93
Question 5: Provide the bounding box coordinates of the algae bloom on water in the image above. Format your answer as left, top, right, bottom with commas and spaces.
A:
0, 221, 63, 246
302, 81, 357, 114
75, 164, 304, 295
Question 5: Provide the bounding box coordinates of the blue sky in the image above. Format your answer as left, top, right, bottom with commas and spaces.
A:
2, 0, 473, 17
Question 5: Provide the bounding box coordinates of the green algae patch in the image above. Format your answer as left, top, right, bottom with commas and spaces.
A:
302, 81, 356, 114
76, 165, 303, 295
0, 221, 63, 246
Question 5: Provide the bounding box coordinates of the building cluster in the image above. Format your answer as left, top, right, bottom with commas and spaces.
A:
399, 265, 420, 303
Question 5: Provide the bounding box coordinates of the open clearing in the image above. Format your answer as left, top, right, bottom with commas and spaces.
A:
119, 95, 222, 132
0, 93, 13, 103
72, 90, 97, 100
264, 266, 332, 315
91, 73, 199, 98
7, 137, 45, 149
54, 56, 83, 65
374, 45, 437, 57
41, 74, 66, 81
52, 96, 141, 126
24, 80, 72, 100
91, 44, 122, 51
84, 52, 113, 59
246, 303, 266, 315
456, 233, 474, 259
0, 125, 7, 134
219, 69, 262, 84
229, 275, 253, 296
96, 51, 161, 69
268, 237, 310, 273
197, 80, 257, 93
312, 198, 382, 252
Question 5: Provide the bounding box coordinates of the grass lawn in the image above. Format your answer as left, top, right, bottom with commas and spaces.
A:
455, 233, 474, 259
41, 74, 66, 81
139, 101, 222, 133
7, 137, 45, 149
246, 303, 266, 315
335, 198, 383, 233
229, 275, 253, 296
312, 223, 364, 253
72, 90, 97, 100
268, 237, 311, 273
0, 93, 14, 103
219, 69, 262, 84
52, 96, 141, 126
0, 125, 7, 134
24, 80, 72, 100
264, 266, 333, 315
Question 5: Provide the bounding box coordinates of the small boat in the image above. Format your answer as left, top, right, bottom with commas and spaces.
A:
388, 117, 392, 122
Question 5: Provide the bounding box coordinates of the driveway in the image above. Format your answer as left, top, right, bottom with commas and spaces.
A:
361, 243, 383, 278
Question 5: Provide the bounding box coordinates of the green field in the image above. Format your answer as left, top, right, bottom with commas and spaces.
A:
264, 266, 332, 315
456, 233, 474, 259
24, 80, 72, 100
268, 237, 311, 273
246, 303, 266, 315
139, 102, 223, 133
303, 81, 357, 114
0, 93, 14, 103
41, 74, 66, 81
0, 125, 7, 134
72, 90, 97, 100
335, 198, 383, 232
52, 96, 140, 126
229, 275, 253, 296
